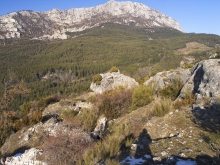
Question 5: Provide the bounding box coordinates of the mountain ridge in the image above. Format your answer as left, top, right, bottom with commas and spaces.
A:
0, 0, 183, 40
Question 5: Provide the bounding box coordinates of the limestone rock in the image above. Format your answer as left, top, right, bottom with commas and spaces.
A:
144, 68, 191, 91
178, 59, 220, 106
3, 148, 46, 165
93, 116, 107, 138
90, 71, 138, 94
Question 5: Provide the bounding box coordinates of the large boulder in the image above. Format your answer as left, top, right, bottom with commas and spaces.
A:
90, 71, 138, 94
178, 59, 220, 105
144, 68, 191, 91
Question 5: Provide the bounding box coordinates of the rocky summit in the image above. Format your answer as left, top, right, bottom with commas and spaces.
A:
0, 0, 183, 40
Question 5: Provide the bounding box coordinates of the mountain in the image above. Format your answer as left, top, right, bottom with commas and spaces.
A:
0, 0, 183, 40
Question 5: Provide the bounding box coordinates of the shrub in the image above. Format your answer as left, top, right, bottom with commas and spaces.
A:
41, 130, 93, 165
92, 74, 102, 85
158, 79, 184, 101
152, 99, 173, 117
132, 85, 154, 109
109, 66, 119, 73
38, 94, 61, 108
98, 88, 133, 120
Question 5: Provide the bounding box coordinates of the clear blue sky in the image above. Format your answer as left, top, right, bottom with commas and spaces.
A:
0, 0, 219, 36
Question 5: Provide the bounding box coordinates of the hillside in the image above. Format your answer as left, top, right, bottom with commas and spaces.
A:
1, 60, 220, 165
0, 24, 220, 111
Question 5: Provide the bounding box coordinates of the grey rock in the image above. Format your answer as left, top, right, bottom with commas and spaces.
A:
93, 116, 107, 138
90, 71, 138, 94
144, 68, 191, 91
177, 59, 220, 107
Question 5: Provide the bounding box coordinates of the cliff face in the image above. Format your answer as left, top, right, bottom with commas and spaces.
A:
0, 1, 183, 40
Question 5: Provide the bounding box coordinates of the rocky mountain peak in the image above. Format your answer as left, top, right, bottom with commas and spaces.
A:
0, 1, 183, 40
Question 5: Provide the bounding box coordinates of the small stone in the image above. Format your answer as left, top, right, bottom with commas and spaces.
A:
177, 133, 183, 137
131, 144, 137, 150
153, 157, 161, 161
198, 139, 203, 143
169, 133, 174, 137
161, 151, 167, 156
178, 152, 185, 157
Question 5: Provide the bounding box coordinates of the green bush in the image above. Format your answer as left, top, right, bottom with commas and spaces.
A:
92, 74, 102, 85
132, 85, 154, 109
109, 66, 119, 73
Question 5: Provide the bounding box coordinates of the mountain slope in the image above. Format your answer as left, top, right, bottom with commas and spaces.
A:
0, 0, 183, 40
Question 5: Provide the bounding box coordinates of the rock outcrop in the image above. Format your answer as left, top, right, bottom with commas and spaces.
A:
93, 116, 107, 139
90, 71, 138, 93
178, 59, 220, 105
144, 68, 191, 91
2, 148, 46, 165
0, 116, 92, 157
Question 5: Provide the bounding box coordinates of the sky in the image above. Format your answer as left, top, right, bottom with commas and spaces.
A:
0, 0, 219, 36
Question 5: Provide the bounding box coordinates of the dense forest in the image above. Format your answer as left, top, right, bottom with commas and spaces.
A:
0, 23, 220, 110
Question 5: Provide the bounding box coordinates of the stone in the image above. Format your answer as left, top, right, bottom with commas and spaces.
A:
177, 59, 220, 107
93, 116, 107, 138
90, 71, 138, 93
144, 68, 191, 91
3, 148, 46, 165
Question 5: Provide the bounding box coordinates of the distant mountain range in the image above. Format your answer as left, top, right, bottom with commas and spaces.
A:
0, 0, 183, 40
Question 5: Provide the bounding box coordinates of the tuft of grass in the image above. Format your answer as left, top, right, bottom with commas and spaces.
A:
152, 99, 173, 117
174, 93, 196, 109
82, 136, 122, 165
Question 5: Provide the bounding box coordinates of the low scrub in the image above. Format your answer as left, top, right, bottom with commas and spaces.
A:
132, 85, 154, 109
41, 130, 93, 165
61, 108, 98, 132
98, 88, 133, 120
